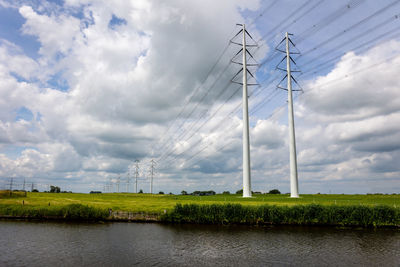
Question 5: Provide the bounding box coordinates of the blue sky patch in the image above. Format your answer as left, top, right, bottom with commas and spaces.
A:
47, 71, 69, 91
15, 106, 34, 122
2, 145, 38, 160
0, 6, 41, 59
109, 14, 127, 29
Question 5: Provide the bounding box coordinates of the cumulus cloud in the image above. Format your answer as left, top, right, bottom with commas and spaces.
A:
0, 0, 399, 194
0, 0, 264, 192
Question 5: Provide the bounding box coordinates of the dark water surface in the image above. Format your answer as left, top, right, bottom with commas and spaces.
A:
0, 221, 399, 266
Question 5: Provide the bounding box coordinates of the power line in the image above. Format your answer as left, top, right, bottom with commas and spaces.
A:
258, 0, 316, 42
153, 41, 234, 154
294, 0, 366, 44
257, 0, 366, 70
180, 50, 397, 175
158, 28, 262, 162
299, 0, 400, 58
165, 45, 400, 177
248, 0, 279, 27
157, 61, 235, 160
302, 53, 400, 94
300, 21, 400, 76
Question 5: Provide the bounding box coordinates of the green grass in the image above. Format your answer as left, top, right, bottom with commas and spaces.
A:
0, 203, 108, 220
162, 203, 400, 227
0, 192, 398, 213
0, 190, 27, 198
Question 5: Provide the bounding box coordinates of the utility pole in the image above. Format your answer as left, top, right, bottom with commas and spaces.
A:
149, 159, 156, 194
134, 160, 139, 193
31, 182, 34, 192
9, 177, 13, 196
117, 176, 120, 193
242, 24, 251, 198
108, 177, 112, 193
126, 173, 129, 193
276, 32, 302, 198
230, 24, 258, 198
23, 178, 26, 191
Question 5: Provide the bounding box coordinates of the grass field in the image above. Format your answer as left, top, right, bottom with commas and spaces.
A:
1, 192, 399, 213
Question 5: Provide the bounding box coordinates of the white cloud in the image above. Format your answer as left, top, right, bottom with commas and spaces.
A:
1, 0, 399, 194
0, 0, 264, 192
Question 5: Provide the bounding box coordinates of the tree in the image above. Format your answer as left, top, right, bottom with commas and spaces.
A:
139, 189, 143, 193
222, 191, 230, 195
269, 189, 281, 194
236, 189, 243, 194
158, 191, 164, 194
181, 190, 188, 195
50, 186, 61, 193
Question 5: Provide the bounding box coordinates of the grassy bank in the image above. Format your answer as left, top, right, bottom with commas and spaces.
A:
162, 203, 400, 227
0, 192, 399, 225
0, 190, 27, 198
0, 192, 398, 213
0, 204, 108, 221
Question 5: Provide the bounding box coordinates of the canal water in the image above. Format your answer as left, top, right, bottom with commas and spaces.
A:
0, 221, 399, 266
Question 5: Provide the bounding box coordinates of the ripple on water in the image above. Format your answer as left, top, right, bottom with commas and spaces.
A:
0, 222, 399, 266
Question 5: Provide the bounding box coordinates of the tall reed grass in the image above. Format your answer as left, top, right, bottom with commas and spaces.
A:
0, 204, 108, 220
161, 203, 400, 227
0, 190, 26, 198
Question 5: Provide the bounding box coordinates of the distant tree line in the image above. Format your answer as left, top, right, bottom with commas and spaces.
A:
181, 190, 216, 196
179, 189, 281, 195
235, 189, 281, 195
43, 186, 71, 193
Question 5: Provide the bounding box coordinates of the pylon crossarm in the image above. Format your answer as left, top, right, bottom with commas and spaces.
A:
276, 55, 287, 67
231, 29, 243, 40
275, 37, 286, 49
276, 48, 286, 53
246, 68, 257, 79
288, 37, 296, 47
231, 80, 243, 85
232, 68, 243, 81
279, 86, 301, 91
291, 75, 303, 89
231, 60, 243, 65
289, 55, 297, 65
288, 38, 302, 55
245, 48, 257, 60
230, 40, 242, 46
232, 48, 243, 59
277, 74, 288, 86
244, 29, 255, 41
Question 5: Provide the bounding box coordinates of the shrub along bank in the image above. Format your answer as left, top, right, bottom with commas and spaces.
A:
0, 204, 109, 221
161, 203, 400, 227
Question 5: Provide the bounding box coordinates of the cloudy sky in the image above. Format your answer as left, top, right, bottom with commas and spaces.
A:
0, 0, 399, 194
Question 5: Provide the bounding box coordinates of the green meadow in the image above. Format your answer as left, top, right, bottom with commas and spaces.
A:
1, 191, 398, 213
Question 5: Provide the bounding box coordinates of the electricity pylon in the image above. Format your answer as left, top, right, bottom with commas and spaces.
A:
231, 24, 258, 198
149, 159, 156, 194
276, 32, 302, 198
134, 160, 140, 193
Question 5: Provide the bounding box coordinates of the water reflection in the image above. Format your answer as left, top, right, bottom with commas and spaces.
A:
0, 221, 399, 266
